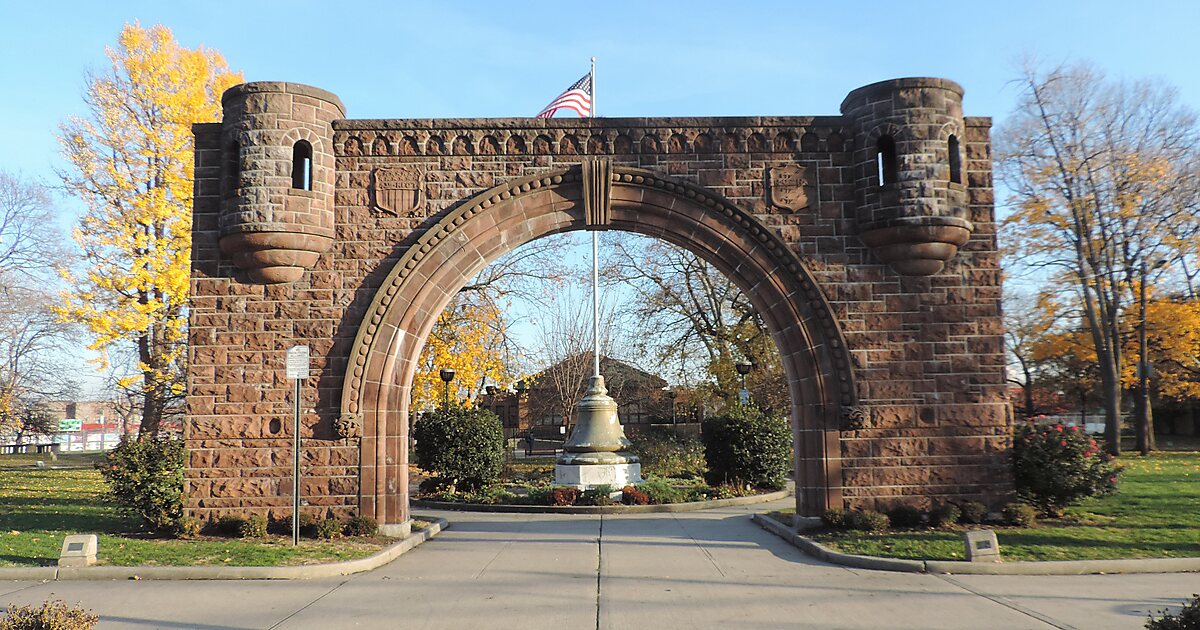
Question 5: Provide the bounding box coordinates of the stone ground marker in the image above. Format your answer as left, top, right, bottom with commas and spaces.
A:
58, 534, 98, 567
963, 529, 1001, 562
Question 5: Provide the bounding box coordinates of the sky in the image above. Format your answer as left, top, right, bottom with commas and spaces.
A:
2, 0, 1199, 394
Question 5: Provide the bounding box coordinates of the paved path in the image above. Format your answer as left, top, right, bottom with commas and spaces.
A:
1, 500, 1194, 629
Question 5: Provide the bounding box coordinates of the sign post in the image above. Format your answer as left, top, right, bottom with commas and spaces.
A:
285, 345, 310, 546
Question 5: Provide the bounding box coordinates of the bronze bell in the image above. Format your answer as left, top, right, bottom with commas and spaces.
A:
557, 376, 639, 466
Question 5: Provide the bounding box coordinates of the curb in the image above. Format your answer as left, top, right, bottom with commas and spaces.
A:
413, 489, 791, 514
0, 517, 447, 582
752, 514, 1200, 575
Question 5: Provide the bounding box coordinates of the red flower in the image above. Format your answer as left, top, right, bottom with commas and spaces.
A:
1055, 425, 1064, 432
1061, 440, 1068, 446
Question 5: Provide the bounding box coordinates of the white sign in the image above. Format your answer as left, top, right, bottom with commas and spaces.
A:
59, 419, 82, 432
286, 346, 310, 380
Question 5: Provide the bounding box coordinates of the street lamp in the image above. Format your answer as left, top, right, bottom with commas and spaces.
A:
666, 388, 678, 425
439, 368, 456, 408
735, 361, 752, 406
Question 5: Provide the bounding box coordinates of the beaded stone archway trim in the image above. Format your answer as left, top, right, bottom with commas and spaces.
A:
338, 164, 858, 427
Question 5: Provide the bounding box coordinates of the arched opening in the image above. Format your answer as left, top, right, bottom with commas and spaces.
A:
878, 135, 897, 187
948, 134, 962, 184
291, 140, 313, 190
876, 135, 897, 186
341, 166, 856, 527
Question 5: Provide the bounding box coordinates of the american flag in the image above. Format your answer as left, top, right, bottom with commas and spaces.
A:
536, 73, 593, 118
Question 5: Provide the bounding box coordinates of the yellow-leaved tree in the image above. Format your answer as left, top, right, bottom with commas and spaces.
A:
56, 23, 241, 439
1123, 299, 1200, 402
412, 293, 515, 411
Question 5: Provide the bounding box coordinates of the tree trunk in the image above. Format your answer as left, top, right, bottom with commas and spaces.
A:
1133, 386, 1148, 455
1097, 355, 1122, 456
136, 333, 161, 440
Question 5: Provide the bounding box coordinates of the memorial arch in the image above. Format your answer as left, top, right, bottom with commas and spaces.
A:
186, 78, 1010, 532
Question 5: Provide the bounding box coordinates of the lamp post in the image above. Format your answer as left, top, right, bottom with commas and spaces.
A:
667, 388, 677, 425
439, 368, 456, 408
515, 380, 527, 431
735, 361, 752, 406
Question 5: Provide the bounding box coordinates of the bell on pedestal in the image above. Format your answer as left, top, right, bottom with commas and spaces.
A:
555, 375, 643, 488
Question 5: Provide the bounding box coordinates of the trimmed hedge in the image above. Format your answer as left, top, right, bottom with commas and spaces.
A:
701, 405, 791, 490
413, 404, 505, 491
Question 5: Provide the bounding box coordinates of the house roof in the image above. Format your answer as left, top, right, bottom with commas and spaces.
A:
526, 352, 668, 390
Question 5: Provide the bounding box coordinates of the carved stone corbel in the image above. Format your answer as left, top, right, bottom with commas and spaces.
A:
334, 413, 362, 439
840, 405, 871, 432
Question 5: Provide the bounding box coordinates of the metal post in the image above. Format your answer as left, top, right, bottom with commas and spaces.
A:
285, 345, 309, 547
292, 377, 300, 546
590, 55, 600, 380
592, 231, 600, 378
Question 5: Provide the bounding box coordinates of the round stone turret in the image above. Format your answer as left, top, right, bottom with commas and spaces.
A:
218, 82, 343, 283
840, 78, 972, 275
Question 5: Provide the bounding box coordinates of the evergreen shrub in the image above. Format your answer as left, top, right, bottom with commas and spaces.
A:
412, 405, 505, 492
701, 405, 791, 490
96, 437, 184, 532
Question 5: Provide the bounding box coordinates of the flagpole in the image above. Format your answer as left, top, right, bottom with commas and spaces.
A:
590, 56, 600, 379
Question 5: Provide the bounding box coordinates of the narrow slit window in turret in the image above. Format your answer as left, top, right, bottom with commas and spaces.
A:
291, 140, 313, 190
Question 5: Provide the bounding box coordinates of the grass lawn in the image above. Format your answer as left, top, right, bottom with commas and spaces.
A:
806, 451, 1200, 562
0, 452, 106, 469
0, 467, 399, 567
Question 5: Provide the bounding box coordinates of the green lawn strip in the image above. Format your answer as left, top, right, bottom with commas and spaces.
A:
808, 452, 1200, 562
0, 468, 394, 567
0, 452, 106, 469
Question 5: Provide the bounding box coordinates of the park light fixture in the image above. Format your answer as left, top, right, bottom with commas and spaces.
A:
439, 368, 456, 407
735, 361, 752, 405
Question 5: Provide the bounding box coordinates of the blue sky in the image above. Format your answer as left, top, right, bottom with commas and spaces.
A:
3, 0, 1200, 181
2, 1, 1199, 392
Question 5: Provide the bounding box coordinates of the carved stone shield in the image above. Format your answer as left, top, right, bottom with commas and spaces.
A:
767, 164, 813, 211
372, 166, 424, 216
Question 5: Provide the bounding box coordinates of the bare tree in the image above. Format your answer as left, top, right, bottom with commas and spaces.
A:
603, 233, 786, 411
0, 172, 68, 292
0, 174, 77, 442
524, 283, 629, 427
0, 288, 78, 441
997, 60, 1200, 454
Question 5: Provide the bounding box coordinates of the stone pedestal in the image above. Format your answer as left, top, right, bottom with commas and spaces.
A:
555, 462, 643, 488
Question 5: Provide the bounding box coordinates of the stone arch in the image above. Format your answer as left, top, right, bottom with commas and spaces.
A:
340, 165, 859, 527
505, 134, 527, 155
371, 135, 391, 156
479, 135, 500, 155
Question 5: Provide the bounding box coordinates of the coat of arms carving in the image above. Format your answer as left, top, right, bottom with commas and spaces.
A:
767, 164, 814, 211
372, 166, 425, 217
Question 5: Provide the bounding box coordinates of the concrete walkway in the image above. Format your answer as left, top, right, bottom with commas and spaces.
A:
1, 499, 1193, 629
